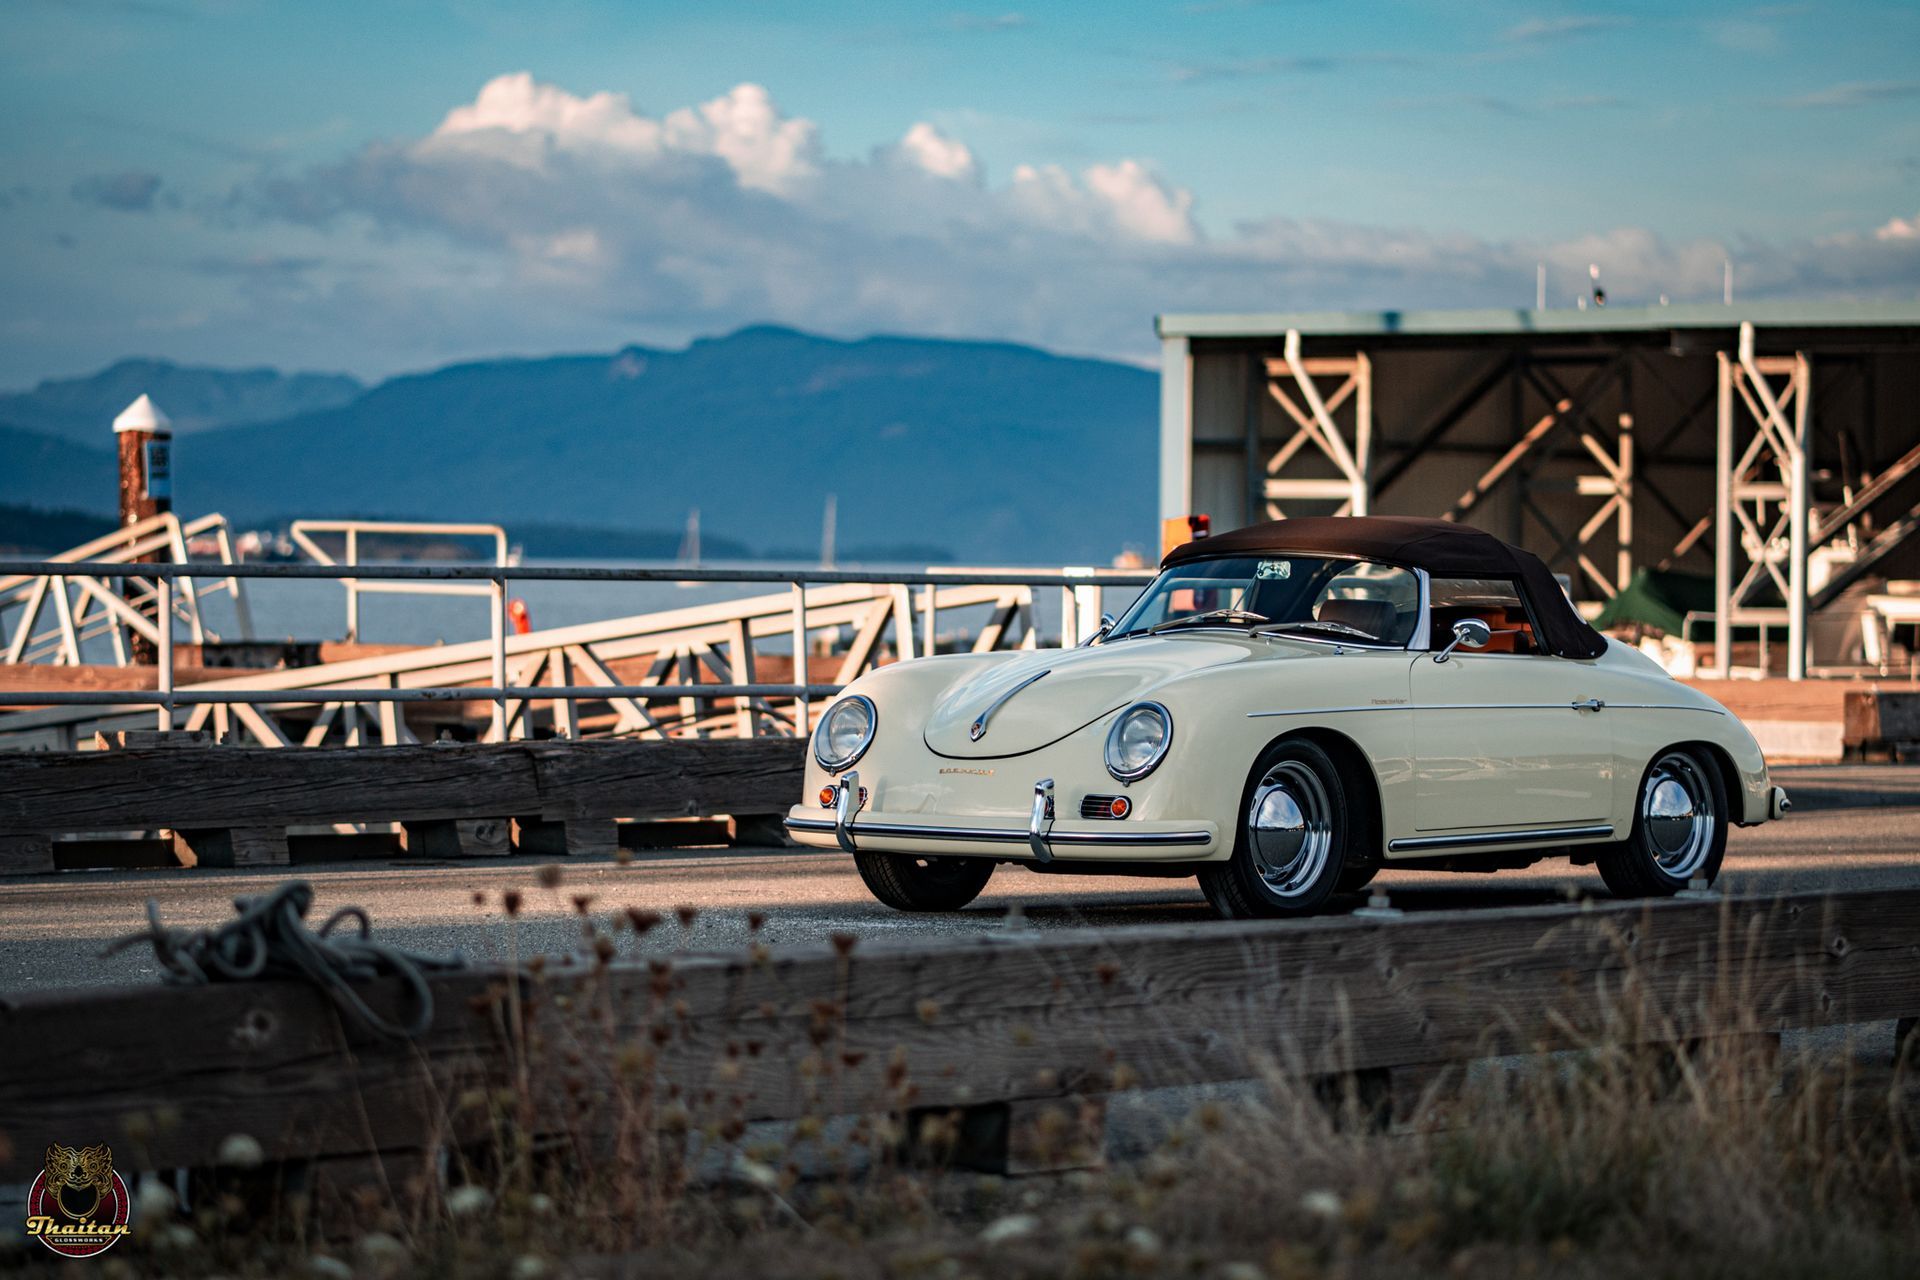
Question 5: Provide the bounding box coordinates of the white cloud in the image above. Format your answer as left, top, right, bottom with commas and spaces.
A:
425, 73, 817, 194
660, 84, 820, 194
1504, 14, 1631, 43
219, 73, 1920, 372
1878, 212, 1920, 241
1778, 80, 1920, 109
887, 122, 978, 181
1006, 158, 1197, 244
433, 71, 664, 157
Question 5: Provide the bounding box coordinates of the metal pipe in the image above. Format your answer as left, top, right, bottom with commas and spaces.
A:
0, 684, 846, 707
489, 574, 507, 742
1714, 353, 1734, 678
156, 576, 173, 731
0, 561, 1156, 587
1789, 355, 1811, 682
1736, 322, 1810, 681
345, 526, 358, 641
791, 581, 810, 734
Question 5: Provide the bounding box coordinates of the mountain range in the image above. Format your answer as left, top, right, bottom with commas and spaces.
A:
0, 327, 1158, 564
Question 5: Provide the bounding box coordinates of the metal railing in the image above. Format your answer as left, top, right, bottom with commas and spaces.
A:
0, 512, 253, 665
0, 560, 1154, 748
287, 519, 513, 642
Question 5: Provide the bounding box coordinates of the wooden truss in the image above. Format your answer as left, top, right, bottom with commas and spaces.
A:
1258, 331, 1371, 519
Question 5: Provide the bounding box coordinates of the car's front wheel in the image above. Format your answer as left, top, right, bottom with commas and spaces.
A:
853, 850, 995, 911
1199, 738, 1356, 919
1596, 748, 1728, 898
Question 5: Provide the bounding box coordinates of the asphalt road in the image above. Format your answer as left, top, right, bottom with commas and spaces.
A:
3, 764, 1919, 996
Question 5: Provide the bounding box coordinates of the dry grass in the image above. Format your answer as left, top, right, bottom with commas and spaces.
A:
6, 882, 1917, 1280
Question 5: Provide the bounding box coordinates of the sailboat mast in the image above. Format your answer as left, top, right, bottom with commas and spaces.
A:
679, 507, 701, 566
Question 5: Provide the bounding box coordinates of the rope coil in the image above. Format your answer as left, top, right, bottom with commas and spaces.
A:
103, 880, 465, 1039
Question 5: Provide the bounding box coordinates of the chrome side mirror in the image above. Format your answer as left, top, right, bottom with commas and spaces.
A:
1433, 617, 1492, 663
1081, 612, 1118, 647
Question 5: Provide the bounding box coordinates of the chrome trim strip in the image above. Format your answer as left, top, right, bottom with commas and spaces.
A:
1248, 702, 1720, 718
1388, 823, 1614, 853
784, 816, 1212, 848
1248, 706, 1403, 718
970, 668, 1051, 741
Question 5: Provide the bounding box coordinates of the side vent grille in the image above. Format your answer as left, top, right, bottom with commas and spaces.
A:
1080, 794, 1131, 820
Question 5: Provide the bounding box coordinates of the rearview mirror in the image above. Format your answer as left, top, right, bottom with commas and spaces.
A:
1433, 617, 1492, 663
1081, 612, 1118, 647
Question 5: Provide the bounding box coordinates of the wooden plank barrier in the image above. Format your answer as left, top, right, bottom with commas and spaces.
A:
0, 888, 1914, 1185
0, 737, 805, 872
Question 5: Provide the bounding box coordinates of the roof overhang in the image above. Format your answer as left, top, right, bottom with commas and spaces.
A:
1156, 300, 1920, 344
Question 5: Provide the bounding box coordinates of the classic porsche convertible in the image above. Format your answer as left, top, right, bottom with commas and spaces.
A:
785, 516, 1789, 918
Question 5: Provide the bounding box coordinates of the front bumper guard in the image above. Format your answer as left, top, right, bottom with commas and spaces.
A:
789, 774, 1212, 857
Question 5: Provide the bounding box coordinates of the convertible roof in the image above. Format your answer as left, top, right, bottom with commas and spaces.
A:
1161, 516, 1608, 660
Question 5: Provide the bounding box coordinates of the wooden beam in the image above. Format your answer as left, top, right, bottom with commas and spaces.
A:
0, 890, 1915, 1183
173, 826, 290, 868
0, 739, 803, 837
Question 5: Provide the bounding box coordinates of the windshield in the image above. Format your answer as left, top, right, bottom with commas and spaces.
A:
1108, 555, 1420, 646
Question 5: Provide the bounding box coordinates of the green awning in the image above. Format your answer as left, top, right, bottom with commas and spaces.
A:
1593, 568, 1720, 637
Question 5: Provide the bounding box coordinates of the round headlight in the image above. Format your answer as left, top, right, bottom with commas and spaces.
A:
814, 695, 876, 772
1105, 702, 1172, 782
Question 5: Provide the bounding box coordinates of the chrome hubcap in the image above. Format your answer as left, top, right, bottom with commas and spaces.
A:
1643, 752, 1714, 879
1247, 762, 1332, 897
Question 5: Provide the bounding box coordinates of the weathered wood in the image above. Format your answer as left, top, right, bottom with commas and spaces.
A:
521, 739, 803, 821
908, 1096, 1107, 1175
0, 832, 54, 875
0, 738, 804, 841
96, 729, 214, 751
403, 818, 511, 858
173, 826, 291, 868
511, 816, 619, 857
1, 890, 1916, 1184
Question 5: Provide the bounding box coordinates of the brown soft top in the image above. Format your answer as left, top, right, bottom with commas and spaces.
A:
1161, 515, 1608, 659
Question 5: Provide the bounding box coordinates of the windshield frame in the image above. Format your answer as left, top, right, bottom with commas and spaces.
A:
1103, 554, 1430, 651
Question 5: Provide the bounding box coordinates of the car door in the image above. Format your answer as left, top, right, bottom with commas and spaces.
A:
1409, 579, 1613, 832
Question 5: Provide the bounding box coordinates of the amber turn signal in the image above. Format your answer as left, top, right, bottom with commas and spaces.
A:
1110, 795, 1132, 819
818, 786, 837, 807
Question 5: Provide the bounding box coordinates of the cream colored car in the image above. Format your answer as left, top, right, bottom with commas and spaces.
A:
785, 516, 1788, 918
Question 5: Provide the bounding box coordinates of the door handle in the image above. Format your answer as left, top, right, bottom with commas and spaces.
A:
1572, 698, 1605, 712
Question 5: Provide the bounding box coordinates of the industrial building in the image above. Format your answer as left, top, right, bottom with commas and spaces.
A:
1155, 301, 1920, 681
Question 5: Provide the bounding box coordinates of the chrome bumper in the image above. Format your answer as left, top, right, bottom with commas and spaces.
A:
786, 773, 1213, 857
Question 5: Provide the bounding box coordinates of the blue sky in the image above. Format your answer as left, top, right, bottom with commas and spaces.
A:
2, 0, 1917, 384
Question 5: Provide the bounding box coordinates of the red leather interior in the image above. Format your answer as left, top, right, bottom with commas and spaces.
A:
1432, 605, 1535, 654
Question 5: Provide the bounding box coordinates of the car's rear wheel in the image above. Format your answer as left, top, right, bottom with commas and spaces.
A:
1199, 738, 1355, 918
853, 850, 995, 912
1596, 748, 1728, 898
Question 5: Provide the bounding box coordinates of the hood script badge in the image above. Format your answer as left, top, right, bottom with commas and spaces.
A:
969, 668, 1052, 742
